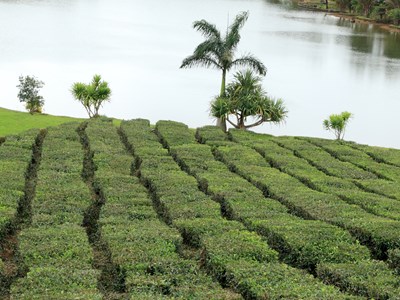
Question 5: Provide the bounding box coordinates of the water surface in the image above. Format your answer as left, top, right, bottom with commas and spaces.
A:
0, 0, 399, 148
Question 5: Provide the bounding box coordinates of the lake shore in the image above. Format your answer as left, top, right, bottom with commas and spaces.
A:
297, 1, 400, 34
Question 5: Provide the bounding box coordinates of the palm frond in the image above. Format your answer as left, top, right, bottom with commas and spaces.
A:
193, 39, 222, 58
193, 20, 221, 40
225, 11, 249, 50
180, 55, 222, 69
232, 55, 267, 75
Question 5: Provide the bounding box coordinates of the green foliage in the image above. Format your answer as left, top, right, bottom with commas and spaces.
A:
11, 267, 101, 299
123, 120, 348, 299
0, 107, 81, 137
388, 8, 400, 24
0, 130, 37, 241
323, 111, 352, 140
10, 123, 102, 298
388, 248, 400, 274
352, 0, 375, 16
277, 137, 374, 180
4, 118, 400, 299
195, 126, 233, 146
317, 260, 400, 299
211, 70, 287, 129
336, 0, 352, 12
71, 74, 111, 118
181, 11, 266, 130
160, 124, 369, 265
16, 75, 45, 114
234, 135, 400, 221
87, 120, 241, 298
155, 121, 196, 147
212, 142, 400, 259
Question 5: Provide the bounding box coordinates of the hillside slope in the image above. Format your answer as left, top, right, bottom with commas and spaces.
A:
0, 118, 399, 299
0, 107, 81, 137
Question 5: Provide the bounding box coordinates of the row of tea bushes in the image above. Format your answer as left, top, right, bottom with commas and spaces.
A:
157, 121, 400, 299
270, 136, 377, 180
121, 120, 358, 299
203, 128, 400, 259
10, 123, 101, 299
349, 142, 400, 168
228, 130, 400, 222
85, 120, 237, 299
0, 130, 39, 240
156, 122, 370, 267
197, 127, 400, 297
304, 137, 400, 199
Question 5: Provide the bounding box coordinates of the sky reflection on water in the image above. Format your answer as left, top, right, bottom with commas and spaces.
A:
0, 0, 399, 148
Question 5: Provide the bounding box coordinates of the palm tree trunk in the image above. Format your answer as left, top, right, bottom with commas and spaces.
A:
217, 68, 227, 132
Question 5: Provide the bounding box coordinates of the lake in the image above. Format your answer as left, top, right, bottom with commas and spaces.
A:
0, 0, 399, 148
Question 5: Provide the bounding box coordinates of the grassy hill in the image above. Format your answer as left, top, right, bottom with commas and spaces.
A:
0, 116, 400, 299
0, 107, 82, 137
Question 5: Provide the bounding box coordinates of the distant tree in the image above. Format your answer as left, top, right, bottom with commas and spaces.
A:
323, 111, 353, 140
386, 0, 400, 9
388, 8, 400, 25
180, 11, 267, 131
17, 75, 45, 114
211, 70, 287, 129
71, 74, 111, 118
354, 0, 374, 16
336, 0, 352, 12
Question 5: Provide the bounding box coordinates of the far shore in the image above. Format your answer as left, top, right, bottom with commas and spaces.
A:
297, 2, 400, 34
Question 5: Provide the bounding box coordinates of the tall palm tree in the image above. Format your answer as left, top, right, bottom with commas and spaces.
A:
180, 11, 267, 131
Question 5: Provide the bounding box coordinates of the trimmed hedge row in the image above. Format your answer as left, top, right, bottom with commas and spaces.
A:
213, 143, 400, 257
157, 121, 400, 298
157, 122, 369, 264
120, 120, 362, 299
274, 136, 377, 180
195, 125, 233, 147
198, 127, 400, 298
349, 142, 400, 168
197, 127, 400, 259
304, 137, 398, 179
304, 137, 400, 196
388, 248, 400, 275
10, 123, 101, 299
85, 120, 237, 299
0, 130, 38, 240
229, 130, 400, 221
317, 261, 400, 299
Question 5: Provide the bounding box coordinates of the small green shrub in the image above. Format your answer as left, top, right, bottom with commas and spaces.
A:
323, 111, 352, 140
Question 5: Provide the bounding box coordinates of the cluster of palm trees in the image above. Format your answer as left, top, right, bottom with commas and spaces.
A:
180, 11, 287, 131
71, 12, 288, 127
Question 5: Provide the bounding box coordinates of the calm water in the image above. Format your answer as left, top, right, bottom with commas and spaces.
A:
1, 0, 399, 148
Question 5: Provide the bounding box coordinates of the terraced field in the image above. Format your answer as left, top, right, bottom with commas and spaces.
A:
0, 119, 399, 299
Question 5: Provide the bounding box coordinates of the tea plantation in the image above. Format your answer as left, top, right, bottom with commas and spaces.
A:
0, 118, 399, 299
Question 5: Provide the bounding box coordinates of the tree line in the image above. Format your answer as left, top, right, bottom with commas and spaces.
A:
325, 0, 400, 25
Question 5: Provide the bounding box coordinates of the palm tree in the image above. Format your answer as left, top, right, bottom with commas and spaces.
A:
211, 70, 287, 129
180, 11, 267, 131
71, 74, 111, 118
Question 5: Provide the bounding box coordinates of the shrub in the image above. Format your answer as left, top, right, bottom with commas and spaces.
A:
71, 75, 111, 118
17, 75, 45, 114
323, 111, 352, 140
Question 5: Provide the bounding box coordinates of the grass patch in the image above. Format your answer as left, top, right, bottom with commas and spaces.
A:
0, 107, 82, 137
